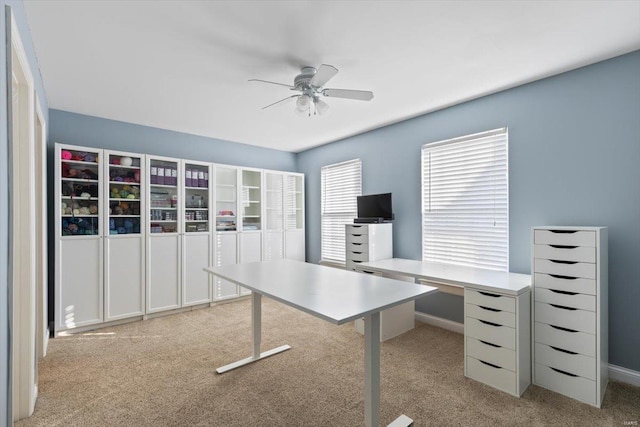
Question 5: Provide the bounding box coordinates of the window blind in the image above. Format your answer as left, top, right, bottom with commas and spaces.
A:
321, 159, 362, 263
422, 128, 508, 271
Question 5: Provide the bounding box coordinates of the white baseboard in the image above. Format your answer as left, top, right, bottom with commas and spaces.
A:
609, 364, 640, 387
43, 328, 49, 357
415, 312, 464, 334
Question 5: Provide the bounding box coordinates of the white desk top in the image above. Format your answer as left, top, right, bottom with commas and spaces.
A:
357, 259, 531, 296
204, 260, 437, 325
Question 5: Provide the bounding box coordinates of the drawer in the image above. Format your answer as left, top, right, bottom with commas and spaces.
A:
466, 356, 516, 395
465, 317, 515, 350
534, 259, 596, 280
346, 241, 368, 253
346, 224, 368, 234
535, 363, 596, 406
346, 260, 363, 271
346, 232, 368, 244
534, 229, 596, 247
534, 273, 596, 295
535, 342, 596, 381
346, 250, 369, 262
534, 322, 595, 357
534, 287, 595, 311
465, 303, 516, 328
467, 337, 516, 371
535, 302, 595, 334
534, 244, 596, 263
465, 289, 515, 313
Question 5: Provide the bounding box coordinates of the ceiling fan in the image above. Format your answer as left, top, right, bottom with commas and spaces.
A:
249, 64, 374, 116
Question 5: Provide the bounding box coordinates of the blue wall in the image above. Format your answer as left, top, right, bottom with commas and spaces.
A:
297, 51, 640, 371
1, 1, 49, 425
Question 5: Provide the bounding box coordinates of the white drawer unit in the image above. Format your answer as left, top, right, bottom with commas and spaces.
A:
532, 226, 608, 407
345, 223, 392, 271
464, 287, 530, 397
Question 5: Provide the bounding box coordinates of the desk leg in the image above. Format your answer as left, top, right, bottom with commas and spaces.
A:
364, 312, 414, 427
216, 293, 291, 374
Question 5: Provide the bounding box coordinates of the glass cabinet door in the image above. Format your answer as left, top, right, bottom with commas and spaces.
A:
215, 166, 238, 232
148, 158, 179, 234
241, 169, 262, 231
59, 147, 101, 236
184, 162, 210, 233
265, 172, 284, 231
286, 174, 304, 230
107, 153, 142, 235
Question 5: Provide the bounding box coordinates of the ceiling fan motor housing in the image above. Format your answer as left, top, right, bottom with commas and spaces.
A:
294, 67, 319, 93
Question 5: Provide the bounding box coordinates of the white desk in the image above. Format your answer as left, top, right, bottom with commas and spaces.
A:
355, 258, 532, 396
204, 259, 436, 427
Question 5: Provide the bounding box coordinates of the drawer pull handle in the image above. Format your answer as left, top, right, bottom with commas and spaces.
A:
549, 230, 578, 234
361, 270, 375, 275
478, 291, 500, 298
478, 305, 501, 312
550, 303, 577, 311
479, 340, 501, 348
550, 324, 578, 333
352, 225, 362, 228
549, 274, 577, 280
550, 260, 578, 265
479, 360, 502, 369
549, 244, 578, 249
550, 367, 578, 377
352, 243, 362, 246
352, 260, 362, 264
479, 319, 501, 327
550, 346, 578, 355
352, 234, 362, 237
352, 251, 363, 254
550, 289, 578, 296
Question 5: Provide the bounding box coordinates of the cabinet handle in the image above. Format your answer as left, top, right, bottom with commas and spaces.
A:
550, 259, 578, 265
352, 225, 362, 228
352, 260, 362, 264
361, 270, 376, 275
351, 242, 362, 246
478, 291, 500, 298
549, 230, 578, 234
550, 245, 578, 249
352, 251, 362, 254
479, 340, 501, 348
550, 303, 577, 311
479, 319, 501, 327
550, 346, 578, 355
549, 274, 577, 280
479, 360, 502, 369
549, 324, 578, 333
550, 289, 578, 296
352, 234, 362, 237
478, 305, 501, 312
550, 367, 578, 377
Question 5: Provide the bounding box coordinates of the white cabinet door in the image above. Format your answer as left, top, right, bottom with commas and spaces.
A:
240, 232, 262, 295
147, 234, 181, 312
285, 229, 305, 261
105, 236, 144, 320
183, 234, 212, 306
214, 233, 239, 300
58, 238, 103, 330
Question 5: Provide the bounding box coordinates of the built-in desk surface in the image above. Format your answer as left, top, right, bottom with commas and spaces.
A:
357, 258, 531, 295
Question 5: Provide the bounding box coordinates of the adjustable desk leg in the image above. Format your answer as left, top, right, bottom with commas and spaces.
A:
216, 292, 291, 374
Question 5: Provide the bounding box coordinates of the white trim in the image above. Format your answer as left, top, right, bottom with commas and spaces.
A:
609, 364, 640, 387
34, 96, 48, 360
415, 311, 464, 334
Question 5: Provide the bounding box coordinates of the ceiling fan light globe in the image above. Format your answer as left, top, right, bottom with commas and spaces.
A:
315, 99, 329, 115
296, 94, 311, 111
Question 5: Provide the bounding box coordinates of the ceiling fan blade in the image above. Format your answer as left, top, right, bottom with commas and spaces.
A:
249, 79, 296, 89
323, 88, 374, 101
309, 64, 338, 87
262, 94, 300, 110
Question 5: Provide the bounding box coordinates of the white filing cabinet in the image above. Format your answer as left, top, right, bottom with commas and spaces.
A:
464, 287, 531, 396
347, 223, 413, 341
532, 226, 608, 407
345, 223, 393, 271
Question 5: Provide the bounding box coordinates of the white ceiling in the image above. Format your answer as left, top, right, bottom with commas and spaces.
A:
24, 1, 640, 153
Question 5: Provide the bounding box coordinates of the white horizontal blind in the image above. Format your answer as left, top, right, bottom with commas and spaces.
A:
422, 128, 508, 271
321, 159, 362, 263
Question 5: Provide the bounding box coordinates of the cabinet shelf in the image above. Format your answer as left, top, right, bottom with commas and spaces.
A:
217, 199, 236, 203
110, 215, 140, 218
185, 208, 208, 210
109, 181, 140, 185
150, 184, 177, 189
149, 207, 177, 210
111, 197, 140, 201
150, 220, 177, 223
185, 220, 208, 223
185, 186, 208, 190
243, 185, 260, 189
216, 184, 236, 188
62, 196, 99, 201
243, 215, 260, 218
61, 159, 99, 166
109, 164, 140, 170
61, 214, 99, 218
61, 177, 99, 183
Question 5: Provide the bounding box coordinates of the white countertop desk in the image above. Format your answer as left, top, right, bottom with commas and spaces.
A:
355, 258, 531, 296
204, 259, 436, 427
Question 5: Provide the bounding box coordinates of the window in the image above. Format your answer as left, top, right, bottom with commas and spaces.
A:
422, 128, 508, 271
321, 159, 362, 263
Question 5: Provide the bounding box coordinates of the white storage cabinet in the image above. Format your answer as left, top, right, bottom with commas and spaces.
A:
532, 226, 608, 407
284, 173, 305, 261
213, 165, 240, 300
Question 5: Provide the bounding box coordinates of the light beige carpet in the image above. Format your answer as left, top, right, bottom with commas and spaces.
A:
18, 298, 640, 426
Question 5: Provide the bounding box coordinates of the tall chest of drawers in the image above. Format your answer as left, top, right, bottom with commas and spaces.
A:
345, 223, 393, 271
532, 226, 608, 407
